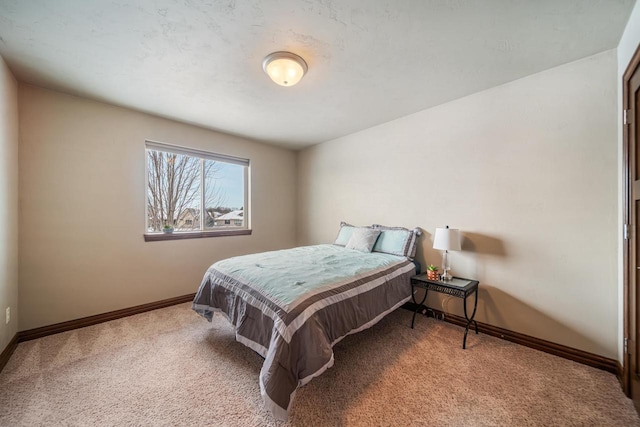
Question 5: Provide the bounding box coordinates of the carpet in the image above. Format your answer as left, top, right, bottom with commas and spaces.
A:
0, 303, 637, 426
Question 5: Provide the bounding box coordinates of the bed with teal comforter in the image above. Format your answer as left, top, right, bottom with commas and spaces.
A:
192, 244, 415, 420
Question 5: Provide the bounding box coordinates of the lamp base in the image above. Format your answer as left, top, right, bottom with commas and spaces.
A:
441, 251, 452, 281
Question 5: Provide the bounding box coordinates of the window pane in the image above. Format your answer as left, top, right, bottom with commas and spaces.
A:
204, 160, 245, 229
146, 150, 201, 232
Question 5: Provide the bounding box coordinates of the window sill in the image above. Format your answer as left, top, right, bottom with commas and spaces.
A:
144, 229, 252, 242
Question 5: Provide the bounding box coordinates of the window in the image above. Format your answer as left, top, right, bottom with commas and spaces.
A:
145, 141, 250, 241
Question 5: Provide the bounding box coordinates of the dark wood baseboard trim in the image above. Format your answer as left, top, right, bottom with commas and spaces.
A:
18, 293, 196, 342
3, 296, 621, 378
0, 333, 19, 373
0, 294, 195, 374
403, 303, 619, 375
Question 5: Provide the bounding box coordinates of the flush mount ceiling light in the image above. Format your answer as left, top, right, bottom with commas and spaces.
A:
262, 51, 308, 87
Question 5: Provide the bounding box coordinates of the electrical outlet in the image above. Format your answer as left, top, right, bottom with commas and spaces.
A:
5, 307, 9, 324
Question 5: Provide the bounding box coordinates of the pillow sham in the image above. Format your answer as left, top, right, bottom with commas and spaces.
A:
372, 224, 421, 258
345, 227, 381, 252
333, 222, 355, 246
333, 221, 373, 246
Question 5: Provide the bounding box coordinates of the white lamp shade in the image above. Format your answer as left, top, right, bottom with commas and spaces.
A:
433, 227, 461, 251
262, 51, 307, 87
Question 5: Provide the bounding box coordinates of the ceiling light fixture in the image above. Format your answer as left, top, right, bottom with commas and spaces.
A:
262, 51, 308, 87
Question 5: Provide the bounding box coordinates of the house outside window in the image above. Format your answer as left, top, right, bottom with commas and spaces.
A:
145, 140, 250, 240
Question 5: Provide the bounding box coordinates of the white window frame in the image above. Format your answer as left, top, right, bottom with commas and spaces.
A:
144, 140, 251, 242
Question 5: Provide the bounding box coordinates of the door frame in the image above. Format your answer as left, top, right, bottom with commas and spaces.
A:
623, 42, 640, 397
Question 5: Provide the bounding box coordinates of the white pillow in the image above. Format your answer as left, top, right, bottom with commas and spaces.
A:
345, 228, 381, 252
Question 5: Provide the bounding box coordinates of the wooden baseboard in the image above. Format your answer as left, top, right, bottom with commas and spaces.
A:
0, 333, 19, 373
18, 293, 195, 342
2, 296, 621, 379
0, 293, 195, 374
403, 303, 619, 375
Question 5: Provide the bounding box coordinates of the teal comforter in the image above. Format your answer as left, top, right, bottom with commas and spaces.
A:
213, 244, 407, 308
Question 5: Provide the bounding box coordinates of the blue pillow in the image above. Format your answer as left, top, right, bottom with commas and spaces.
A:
372, 229, 410, 256
333, 222, 355, 246
372, 225, 421, 258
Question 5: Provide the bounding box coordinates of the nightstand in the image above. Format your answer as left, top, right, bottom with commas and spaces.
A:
410, 274, 479, 349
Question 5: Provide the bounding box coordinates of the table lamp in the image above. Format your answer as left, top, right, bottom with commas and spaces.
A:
433, 226, 461, 281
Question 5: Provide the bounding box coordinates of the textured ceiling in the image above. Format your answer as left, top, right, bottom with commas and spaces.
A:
0, 0, 635, 149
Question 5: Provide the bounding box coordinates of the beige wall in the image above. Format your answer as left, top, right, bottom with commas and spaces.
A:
0, 56, 19, 353
18, 85, 297, 330
298, 50, 619, 358
617, 0, 640, 363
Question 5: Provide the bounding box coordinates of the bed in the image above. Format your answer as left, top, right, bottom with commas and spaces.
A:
192, 224, 420, 420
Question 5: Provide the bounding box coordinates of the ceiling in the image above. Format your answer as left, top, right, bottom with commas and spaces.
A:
0, 1, 635, 149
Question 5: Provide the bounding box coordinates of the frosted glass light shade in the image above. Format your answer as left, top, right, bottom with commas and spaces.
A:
262, 51, 308, 87
433, 227, 461, 251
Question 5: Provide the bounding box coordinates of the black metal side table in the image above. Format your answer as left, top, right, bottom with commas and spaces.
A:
410, 274, 479, 349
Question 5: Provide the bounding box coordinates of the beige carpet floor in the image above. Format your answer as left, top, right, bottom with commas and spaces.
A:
0, 303, 638, 426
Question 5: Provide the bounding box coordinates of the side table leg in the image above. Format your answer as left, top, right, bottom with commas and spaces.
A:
472, 290, 479, 334
462, 289, 479, 349
463, 296, 469, 349
411, 287, 428, 329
